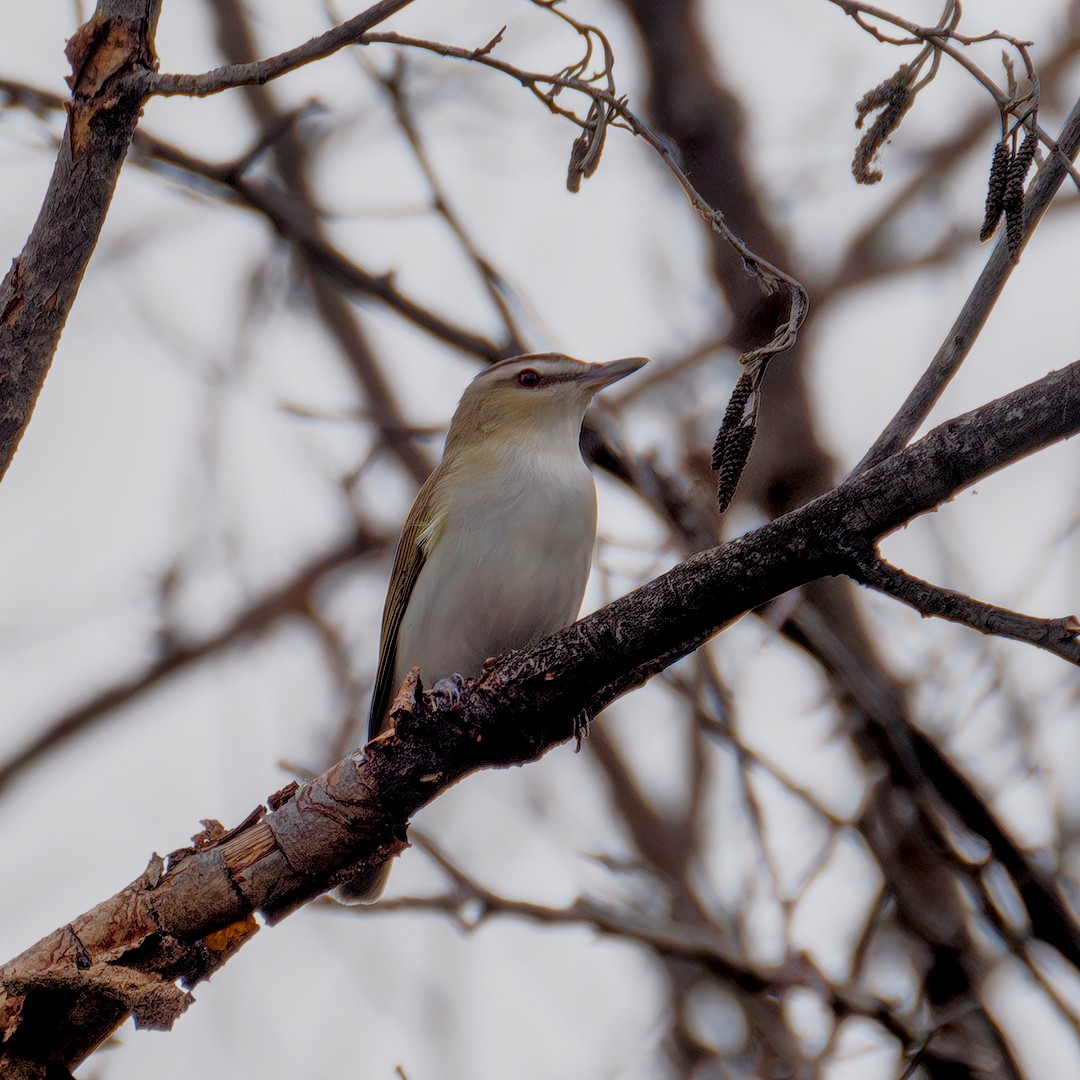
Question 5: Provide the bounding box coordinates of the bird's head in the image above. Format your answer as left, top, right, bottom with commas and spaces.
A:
444, 353, 648, 456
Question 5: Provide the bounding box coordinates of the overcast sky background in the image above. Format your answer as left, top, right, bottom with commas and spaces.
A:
2, 2, 1079, 1077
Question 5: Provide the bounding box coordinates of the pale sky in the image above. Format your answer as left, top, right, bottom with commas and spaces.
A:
1, 2, 1079, 1077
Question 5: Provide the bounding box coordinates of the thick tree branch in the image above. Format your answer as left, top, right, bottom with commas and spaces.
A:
0, 0, 161, 481
3, 357, 1078, 1071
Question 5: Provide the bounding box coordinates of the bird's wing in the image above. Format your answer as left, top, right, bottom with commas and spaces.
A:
367, 471, 443, 739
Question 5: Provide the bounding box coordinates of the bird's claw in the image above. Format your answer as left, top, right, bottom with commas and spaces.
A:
430, 672, 469, 711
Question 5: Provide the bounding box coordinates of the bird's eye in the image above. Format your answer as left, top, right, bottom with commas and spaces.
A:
517, 369, 541, 388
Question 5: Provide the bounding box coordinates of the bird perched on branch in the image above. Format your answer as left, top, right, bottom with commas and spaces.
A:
334, 352, 647, 904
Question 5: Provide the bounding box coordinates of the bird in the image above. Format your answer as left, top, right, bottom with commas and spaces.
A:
333, 352, 647, 903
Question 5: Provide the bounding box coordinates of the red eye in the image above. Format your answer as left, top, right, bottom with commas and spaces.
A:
517, 369, 541, 388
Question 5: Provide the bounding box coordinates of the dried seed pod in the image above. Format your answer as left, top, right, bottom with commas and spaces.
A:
711, 371, 758, 516
710, 371, 754, 470
1003, 177, 1023, 258
715, 425, 757, 516
852, 84, 914, 185
566, 101, 607, 193
1011, 128, 1038, 185
855, 64, 913, 129
979, 140, 1010, 242
566, 133, 590, 193
1003, 129, 1038, 259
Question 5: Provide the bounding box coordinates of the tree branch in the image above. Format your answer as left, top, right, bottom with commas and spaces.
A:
133, 132, 507, 363
0, 0, 162, 481
148, 0, 415, 97
853, 552, 1080, 663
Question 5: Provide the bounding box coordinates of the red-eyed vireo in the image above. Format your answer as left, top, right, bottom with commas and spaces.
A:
334, 352, 647, 904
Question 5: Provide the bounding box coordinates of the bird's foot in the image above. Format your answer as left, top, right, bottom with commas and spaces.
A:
572, 709, 592, 753
430, 672, 469, 712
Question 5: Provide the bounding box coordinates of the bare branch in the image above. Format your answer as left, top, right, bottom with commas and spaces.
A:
0, 532, 383, 797
0, 0, 161, 481
365, 54, 529, 353
831, 0, 1036, 113
148, 0, 415, 98
853, 553, 1080, 664
353, 26, 809, 367
133, 133, 507, 363
337, 836, 921, 1050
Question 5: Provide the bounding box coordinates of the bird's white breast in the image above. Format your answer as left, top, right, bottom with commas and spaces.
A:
394, 441, 597, 691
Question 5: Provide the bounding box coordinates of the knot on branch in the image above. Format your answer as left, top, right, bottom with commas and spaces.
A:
65, 7, 159, 155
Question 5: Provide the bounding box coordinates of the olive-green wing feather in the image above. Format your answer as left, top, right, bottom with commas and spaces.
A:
367, 472, 442, 739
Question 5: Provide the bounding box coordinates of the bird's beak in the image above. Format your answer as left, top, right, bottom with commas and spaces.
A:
578, 356, 649, 390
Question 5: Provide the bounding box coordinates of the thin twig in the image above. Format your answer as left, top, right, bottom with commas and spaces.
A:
364, 53, 528, 352
851, 552, 1080, 664
148, 0, 416, 97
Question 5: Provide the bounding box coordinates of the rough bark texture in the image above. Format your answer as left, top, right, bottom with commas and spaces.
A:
0, 0, 160, 481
